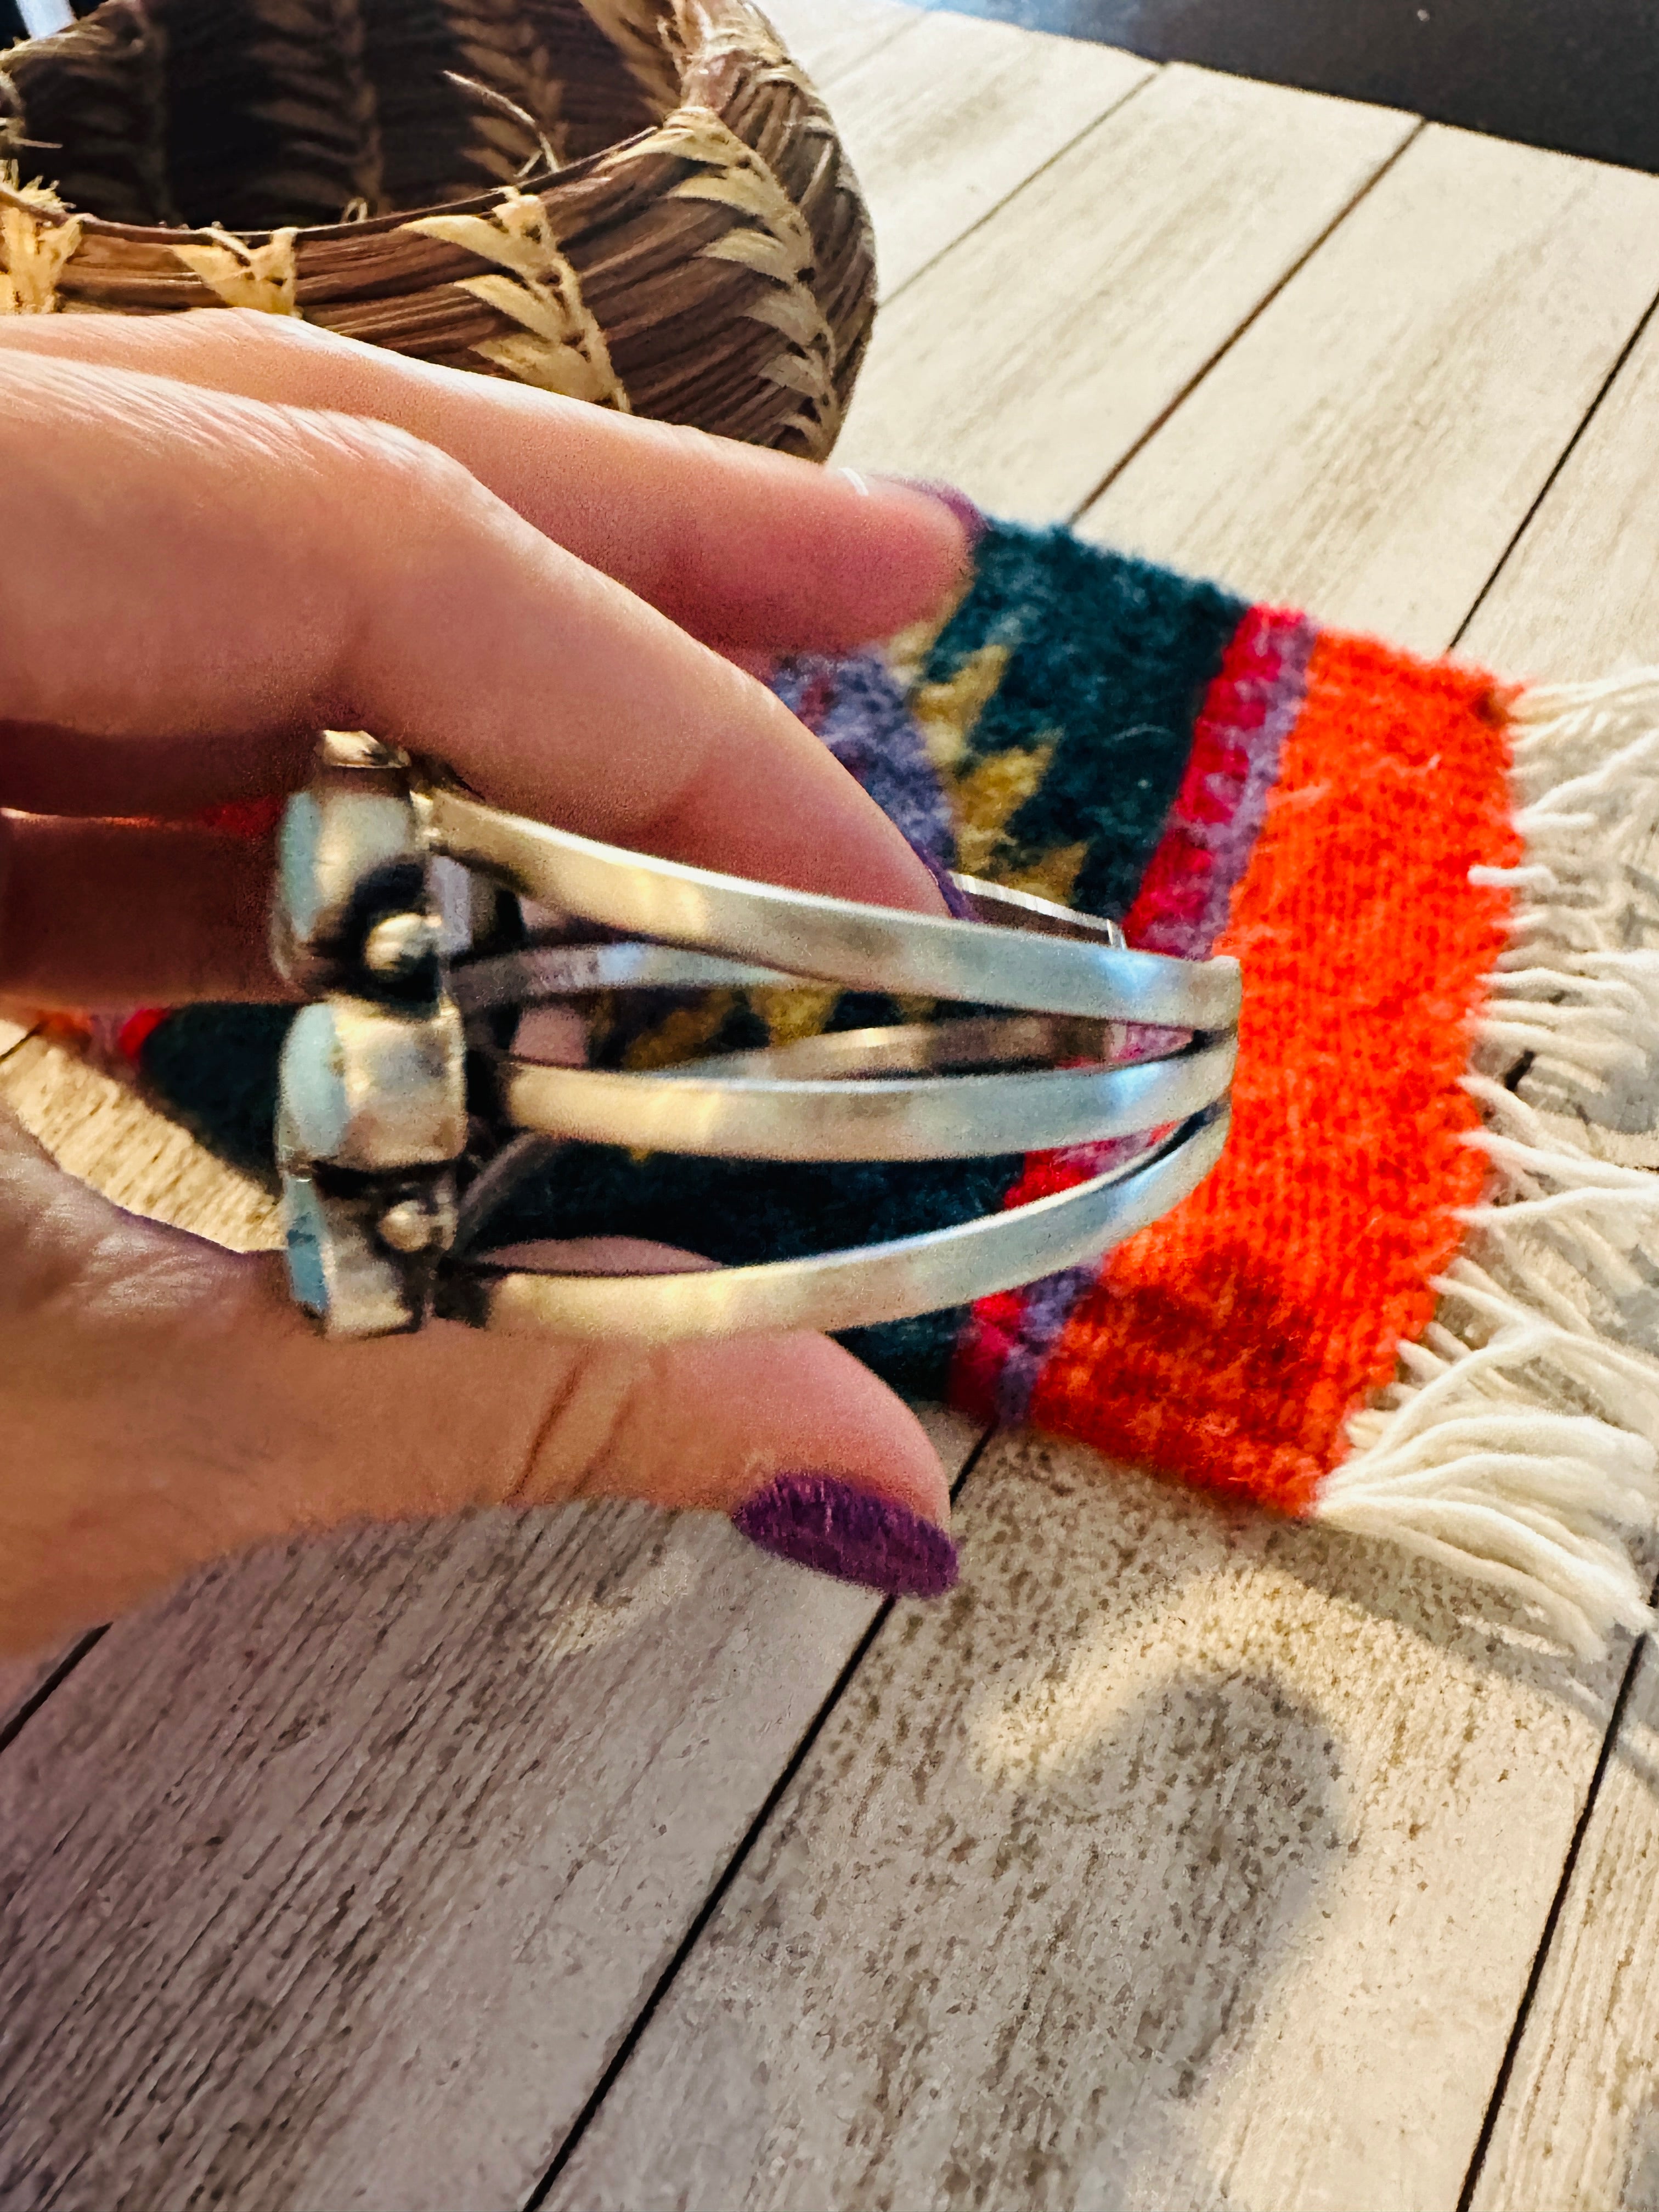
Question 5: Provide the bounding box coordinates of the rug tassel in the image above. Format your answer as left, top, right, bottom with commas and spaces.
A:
1318, 670, 1659, 1658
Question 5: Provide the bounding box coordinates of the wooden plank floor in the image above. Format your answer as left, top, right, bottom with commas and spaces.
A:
804, 11, 1154, 300
836, 64, 1418, 521
6, 5, 1659, 2207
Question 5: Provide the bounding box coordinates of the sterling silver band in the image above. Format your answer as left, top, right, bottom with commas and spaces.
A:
450, 1103, 1229, 1343
501, 1028, 1237, 1161
449, 940, 790, 1015
420, 778, 1240, 1031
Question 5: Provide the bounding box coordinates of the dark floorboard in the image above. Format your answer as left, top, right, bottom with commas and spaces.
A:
920, 0, 1659, 175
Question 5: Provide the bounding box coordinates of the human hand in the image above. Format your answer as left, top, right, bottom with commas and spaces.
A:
0, 310, 968, 1654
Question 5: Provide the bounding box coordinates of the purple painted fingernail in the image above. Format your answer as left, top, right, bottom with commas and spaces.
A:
900, 838, 977, 918
882, 477, 989, 549
732, 1472, 959, 1599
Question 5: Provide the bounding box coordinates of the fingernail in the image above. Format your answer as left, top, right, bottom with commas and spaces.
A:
912, 845, 978, 919
873, 475, 989, 550
732, 1472, 959, 1598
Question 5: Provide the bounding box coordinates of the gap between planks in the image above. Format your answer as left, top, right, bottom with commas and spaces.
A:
808, 10, 1155, 301
523, 1423, 1000, 2212
1460, 1601, 1659, 2212
1076, 123, 1659, 654
0, 1039, 990, 2212
1464, 1621, 1659, 2211
836, 63, 1419, 526
1460, 284, 1659, 679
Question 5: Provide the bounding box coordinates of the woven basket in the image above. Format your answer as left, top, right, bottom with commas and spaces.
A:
0, 0, 874, 458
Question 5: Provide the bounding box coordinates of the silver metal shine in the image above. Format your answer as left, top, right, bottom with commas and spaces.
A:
502, 1032, 1237, 1161
363, 911, 443, 979
279, 997, 467, 1173
420, 778, 1240, 1030
465, 1106, 1229, 1342
272, 766, 428, 995
448, 940, 790, 1017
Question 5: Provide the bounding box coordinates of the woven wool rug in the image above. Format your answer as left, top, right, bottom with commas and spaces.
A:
118, 520, 1659, 1656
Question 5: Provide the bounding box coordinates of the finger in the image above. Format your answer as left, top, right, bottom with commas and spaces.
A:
0, 815, 283, 1008
0, 311, 971, 656
0, 1107, 952, 1651
0, 352, 943, 917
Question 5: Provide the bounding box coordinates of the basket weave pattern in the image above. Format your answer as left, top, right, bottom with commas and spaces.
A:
0, 0, 874, 457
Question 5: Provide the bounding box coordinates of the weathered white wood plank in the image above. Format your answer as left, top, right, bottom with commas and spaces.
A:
1081, 127, 1659, 656
835, 65, 1418, 524
0, 26, 1177, 2187
0, 1461, 972, 2212
0, 1045, 983, 2209
0, 1657, 49, 1733
0, 1015, 30, 1060
12, 21, 1659, 2209
1469, 1637, 1659, 2212
1460, 303, 1659, 681
761, 0, 920, 89
549, 1440, 1627, 2212
825, 12, 1154, 299
0, 1647, 75, 1740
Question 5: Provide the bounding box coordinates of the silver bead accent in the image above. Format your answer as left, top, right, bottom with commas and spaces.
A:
379, 1197, 441, 1254
363, 911, 439, 979
273, 748, 1242, 1346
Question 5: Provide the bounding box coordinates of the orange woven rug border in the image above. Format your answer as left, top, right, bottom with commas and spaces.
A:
1028, 634, 1520, 1516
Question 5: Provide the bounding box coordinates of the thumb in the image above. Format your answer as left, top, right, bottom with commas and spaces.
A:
0, 1106, 955, 1654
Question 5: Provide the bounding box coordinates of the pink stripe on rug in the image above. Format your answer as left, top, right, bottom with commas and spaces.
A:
953, 606, 1314, 1429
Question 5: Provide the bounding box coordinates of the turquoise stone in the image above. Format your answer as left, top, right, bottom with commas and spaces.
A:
281, 1175, 331, 1318
279, 1003, 351, 1160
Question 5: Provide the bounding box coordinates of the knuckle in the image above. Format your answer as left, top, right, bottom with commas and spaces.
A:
321, 406, 478, 506
222, 306, 334, 347
196, 306, 324, 349
286, 404, 490, 549
156, 307, 349, 377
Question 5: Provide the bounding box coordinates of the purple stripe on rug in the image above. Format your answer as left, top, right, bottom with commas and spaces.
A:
773, 651, 956, 873
975, 606, 1315, 1430
1130, 608, 1317, 958
989, 1261, 1102, 1428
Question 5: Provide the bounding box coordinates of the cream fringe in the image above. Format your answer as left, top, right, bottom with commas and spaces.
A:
1317, 672, 1659, 1657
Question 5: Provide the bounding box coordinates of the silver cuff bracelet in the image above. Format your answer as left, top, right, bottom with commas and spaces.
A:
272, 736, 1240, 1342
